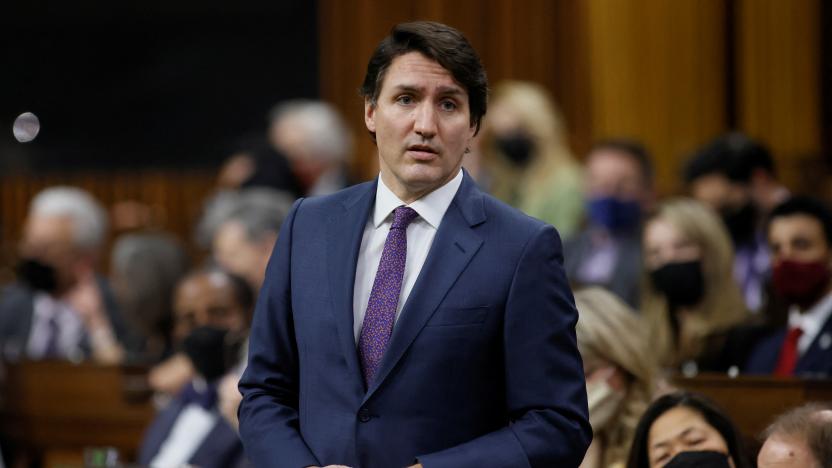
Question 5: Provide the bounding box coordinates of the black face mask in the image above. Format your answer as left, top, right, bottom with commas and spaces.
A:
183, 325, 233, 382
664, 450, 731, 468
650, 260, 705, 308
15, 258, 59, 293
720, 201, 757, 245
495, 133, 535, 167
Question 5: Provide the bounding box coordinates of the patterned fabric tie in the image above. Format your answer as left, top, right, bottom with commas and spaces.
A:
774, 326, 803, 376
358, 206, 419, 387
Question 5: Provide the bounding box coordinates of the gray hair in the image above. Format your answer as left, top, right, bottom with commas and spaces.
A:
763, 402, 832, 467
30, 186, 108, 250
268, 99, 353, 163
223, 188, 294, 242
196, 188, 294, 247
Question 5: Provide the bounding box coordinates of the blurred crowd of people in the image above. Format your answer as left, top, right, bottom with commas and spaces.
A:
2, 85, 832, 467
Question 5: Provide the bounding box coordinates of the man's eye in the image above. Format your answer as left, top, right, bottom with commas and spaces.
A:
440, 100, 457, 111
396, 95, 414, 105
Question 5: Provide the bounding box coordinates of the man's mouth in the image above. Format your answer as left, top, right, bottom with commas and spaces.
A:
406, 144, 439, 160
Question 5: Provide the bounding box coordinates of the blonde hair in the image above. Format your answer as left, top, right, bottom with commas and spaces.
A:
641, 198, 747, 368
575, 287, 657, 468
482, 81, 581, 204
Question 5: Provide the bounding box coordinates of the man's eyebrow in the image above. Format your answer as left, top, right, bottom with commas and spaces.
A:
436, 85, 465, 96
392, 84, 421, 93
389, 84, 465, 96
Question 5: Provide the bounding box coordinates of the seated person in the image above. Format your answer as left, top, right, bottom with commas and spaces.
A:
479, 80, 584, 238
626, 391, 750, 468
147, 268, 252, 398
574, 287, 657, 468
212, 187, 293, 293
0, 187, 128, 363
139, 268, 253, 468
758, 402, 832, 468
641, 198, 748, 372
110, 232, 190, 364
683, 134, 789, 314
565, 139, 655, 307
745, 196, 832, 377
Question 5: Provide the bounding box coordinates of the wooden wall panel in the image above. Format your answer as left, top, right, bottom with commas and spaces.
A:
583, 0, 727, 195
318, 0, 741, 196
735, 0, 821, 191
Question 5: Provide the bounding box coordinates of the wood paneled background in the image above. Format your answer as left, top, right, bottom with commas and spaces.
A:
320, 0, 826, 196
0, 0, 827, 270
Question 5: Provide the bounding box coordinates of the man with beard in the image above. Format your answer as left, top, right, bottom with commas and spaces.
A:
0, 187, 128, 363
745, 196, 832, 376
684, 133, 790, 314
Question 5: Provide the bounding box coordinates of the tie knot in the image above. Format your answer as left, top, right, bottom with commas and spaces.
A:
391, 206, 418, 230
788, 327, 804, 340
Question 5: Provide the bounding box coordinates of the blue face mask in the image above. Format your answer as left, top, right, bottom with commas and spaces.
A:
587, 196, 641, 232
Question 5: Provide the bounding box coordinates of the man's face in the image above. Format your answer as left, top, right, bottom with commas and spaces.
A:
19, 215, 84, 294
274, 117, 329, 190
172, 272, 248, 344
365, 51, 475, 202
758, 435, 819, 468
585, 149, 647, 203
690, 173, 750, 213
213, 221, 275, 291
768, 214, 831, 266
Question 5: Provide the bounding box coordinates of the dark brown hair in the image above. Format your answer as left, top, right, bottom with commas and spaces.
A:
359, 21, 488, 136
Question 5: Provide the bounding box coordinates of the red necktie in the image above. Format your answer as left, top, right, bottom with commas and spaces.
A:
774, 327, 803, 376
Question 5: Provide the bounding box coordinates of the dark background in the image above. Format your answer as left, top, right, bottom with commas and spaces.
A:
1, 1, 318, 171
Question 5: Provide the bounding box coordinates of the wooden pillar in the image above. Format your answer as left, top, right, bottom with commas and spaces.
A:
735, 0, 821, 191
582, 0, 728, 195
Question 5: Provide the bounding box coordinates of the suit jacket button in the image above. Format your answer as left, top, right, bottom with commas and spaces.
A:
358, 408, 371, 422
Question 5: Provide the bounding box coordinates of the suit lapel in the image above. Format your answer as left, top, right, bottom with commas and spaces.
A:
326, 182, 377, 382
364, 173, 485, 402
796, 314, 832, 376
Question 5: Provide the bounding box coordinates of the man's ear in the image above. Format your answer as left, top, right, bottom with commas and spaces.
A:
364, 99, 376, 134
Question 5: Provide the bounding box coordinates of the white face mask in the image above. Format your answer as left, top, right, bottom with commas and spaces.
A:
586, 374, 625, 431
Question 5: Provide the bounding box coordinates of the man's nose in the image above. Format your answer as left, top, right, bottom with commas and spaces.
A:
414, 103, 438, 138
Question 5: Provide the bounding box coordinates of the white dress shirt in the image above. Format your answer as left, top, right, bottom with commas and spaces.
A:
788, 291, 832, 354
27, 293, 85, 360
149, 404, 217, 468
352, 170, 463, 342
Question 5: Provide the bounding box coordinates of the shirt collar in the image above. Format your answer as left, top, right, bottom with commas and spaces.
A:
788, 291, 832, 337
373, 170, 463, 229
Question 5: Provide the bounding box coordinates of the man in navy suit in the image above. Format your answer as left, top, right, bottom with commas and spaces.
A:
745, 196, 832, 377
238, 21, 591, 468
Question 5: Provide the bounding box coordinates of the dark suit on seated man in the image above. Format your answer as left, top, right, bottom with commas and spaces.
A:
238, 21, 590, 468
140, 326, 246, 468
745, 196, 832, 377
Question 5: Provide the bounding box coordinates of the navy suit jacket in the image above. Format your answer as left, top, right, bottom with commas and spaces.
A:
238, 173, 591, 468
744, 312, 832, 377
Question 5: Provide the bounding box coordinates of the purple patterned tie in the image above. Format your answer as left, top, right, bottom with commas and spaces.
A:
358, 205, 419, 386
